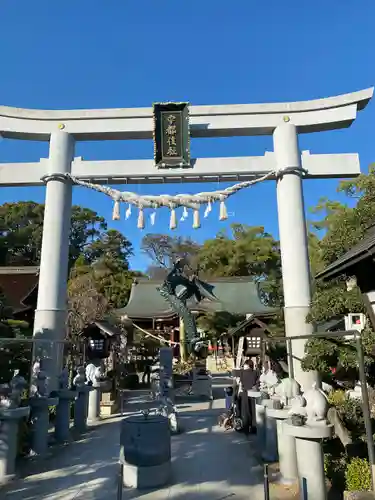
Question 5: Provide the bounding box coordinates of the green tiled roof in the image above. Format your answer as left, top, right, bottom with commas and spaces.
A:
114, 277, 278, 319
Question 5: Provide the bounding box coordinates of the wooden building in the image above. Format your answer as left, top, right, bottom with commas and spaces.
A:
0, 266, 39, 327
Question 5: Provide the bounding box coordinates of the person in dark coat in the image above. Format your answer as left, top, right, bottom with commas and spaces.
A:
142, 357, 156, 385
237, 360, 259, 433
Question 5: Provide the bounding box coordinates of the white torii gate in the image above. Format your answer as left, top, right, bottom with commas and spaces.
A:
0, 87, 372, 391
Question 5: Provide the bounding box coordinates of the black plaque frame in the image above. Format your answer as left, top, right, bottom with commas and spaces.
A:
153, 102, 190, 169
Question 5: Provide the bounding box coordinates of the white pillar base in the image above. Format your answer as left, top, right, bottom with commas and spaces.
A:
283, 422, 333, 500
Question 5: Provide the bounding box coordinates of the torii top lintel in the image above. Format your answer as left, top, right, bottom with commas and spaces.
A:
0, 88, 372, 141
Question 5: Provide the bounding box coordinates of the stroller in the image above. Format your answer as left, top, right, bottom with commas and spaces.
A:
218, 384, 244, 432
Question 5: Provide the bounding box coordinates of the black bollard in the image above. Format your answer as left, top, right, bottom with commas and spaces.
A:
117, 462, 124, 500
263, 463, 270, 500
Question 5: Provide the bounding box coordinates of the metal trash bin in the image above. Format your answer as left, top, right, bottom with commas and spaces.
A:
224, 386, 233, 409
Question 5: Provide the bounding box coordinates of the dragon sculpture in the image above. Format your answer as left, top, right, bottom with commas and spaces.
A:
157, 258, 218, 357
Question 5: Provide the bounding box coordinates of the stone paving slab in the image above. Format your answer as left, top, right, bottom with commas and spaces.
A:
0, 379, 264, 500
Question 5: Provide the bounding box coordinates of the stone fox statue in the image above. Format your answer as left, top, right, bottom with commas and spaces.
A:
158, 258, 217, 356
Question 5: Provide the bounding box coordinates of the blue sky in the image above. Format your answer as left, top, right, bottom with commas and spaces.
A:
0, 0, 374, 271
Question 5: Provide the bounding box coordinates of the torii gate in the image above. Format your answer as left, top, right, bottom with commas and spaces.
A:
0, 88, 372, 391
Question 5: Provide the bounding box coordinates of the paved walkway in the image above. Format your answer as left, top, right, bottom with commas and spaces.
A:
0, 377, 265, 500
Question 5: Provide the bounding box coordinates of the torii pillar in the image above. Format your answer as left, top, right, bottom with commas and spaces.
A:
32, 131, 75, 393
274, 122, 316, 391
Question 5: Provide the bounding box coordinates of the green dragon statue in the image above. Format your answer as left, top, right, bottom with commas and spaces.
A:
157, 258, 217, 357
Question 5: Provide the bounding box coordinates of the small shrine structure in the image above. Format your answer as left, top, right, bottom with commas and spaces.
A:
224, 315, 274, 364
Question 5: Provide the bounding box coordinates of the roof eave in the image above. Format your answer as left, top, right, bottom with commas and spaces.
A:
316, 249, 375, 281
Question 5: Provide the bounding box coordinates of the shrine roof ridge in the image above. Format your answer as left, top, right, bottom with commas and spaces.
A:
0, 88, 372, 120
116, 276, 278, 319
132, 276, 256, 284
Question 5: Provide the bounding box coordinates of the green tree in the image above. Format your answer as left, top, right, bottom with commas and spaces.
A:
199, 224, 280, 278
84, 229, 133, 268
141, 234, 201, 276
197, 311, 244, 341
0, 202, 107, 267
199, 224, 283, 306
0, 202, 44, 265
68, 206, 107, 265
303, 169, 375, 376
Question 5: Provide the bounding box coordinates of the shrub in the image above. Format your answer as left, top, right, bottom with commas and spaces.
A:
328, 389, 346, 407
173, 358, 195, 375
329, 392, 365, 441
324, 451, 347, 490
345, 458, 372, 491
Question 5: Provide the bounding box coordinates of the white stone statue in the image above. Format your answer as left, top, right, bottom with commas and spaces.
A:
288, 394, 307, 418
275, 377, 301, 407
288, 383, 329, 426
85, 363, 104, 387
0, 383, 12, 409
73, 366, 86, 388
259, 366, 279, 396
9, 369, 27, 407
304, 383, 329, 424
30, 360, 40, 397
30, 360, 48, 397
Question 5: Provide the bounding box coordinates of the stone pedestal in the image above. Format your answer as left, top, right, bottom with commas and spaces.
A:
263, 400, 280, 462
54, 389, 76, 443
192, 369, 213, 400
100, 390, 119, 417
120, 414, 171, 489
88, 383, 106, 423
29, 397, 58, 456
0, 406, 30, 484
247, 390, 262, 430
253, 396, 269, 450
284, 422, 333, 500
267, 408, 297, 483
192, 376, 213, 400
74, 386, 92, 432
159, 347, 174, 400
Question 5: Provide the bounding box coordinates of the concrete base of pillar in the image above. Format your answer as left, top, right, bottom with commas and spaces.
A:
263, 409, 278, 462
87, 384, 106, 423
55, 390, 76, 443
255, 403, 266, 449
0, 406, 30, 485
29, 397, 58, 456
247, 391, 261, 430
267, 408, 297, 483
284, 422, 333, 500
74, 386, 92, 432
122, 460, 171, 489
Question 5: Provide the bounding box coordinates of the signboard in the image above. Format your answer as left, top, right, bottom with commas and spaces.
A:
153, 102, 190, 168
